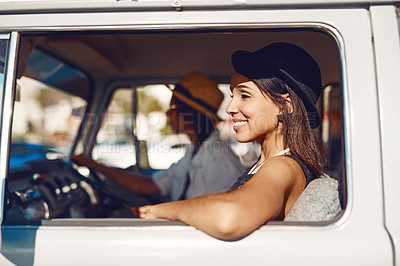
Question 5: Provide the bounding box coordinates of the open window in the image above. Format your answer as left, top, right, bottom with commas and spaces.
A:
91, 85, 191, 172
3, 28, 345, 225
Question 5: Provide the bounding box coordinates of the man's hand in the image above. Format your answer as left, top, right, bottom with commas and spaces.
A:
71, 153, 100, 170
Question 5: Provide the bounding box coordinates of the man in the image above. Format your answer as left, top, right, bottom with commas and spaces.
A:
73, 72, 245, 207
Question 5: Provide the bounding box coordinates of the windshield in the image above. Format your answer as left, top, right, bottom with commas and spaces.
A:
10, 48, 88, 169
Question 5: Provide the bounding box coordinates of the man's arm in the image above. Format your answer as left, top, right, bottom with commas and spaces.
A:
72, 154, 161, 195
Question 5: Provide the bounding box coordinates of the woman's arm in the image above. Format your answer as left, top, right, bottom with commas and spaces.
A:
72, 154, 160, 195
139, 156, 304, 240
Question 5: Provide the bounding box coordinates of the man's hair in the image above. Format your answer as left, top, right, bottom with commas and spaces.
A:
175, 97, 216, 147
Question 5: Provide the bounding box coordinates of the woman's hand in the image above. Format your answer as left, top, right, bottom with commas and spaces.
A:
137, 205, 160, 219
136, 203, 179, 220
137, 205, 151, 218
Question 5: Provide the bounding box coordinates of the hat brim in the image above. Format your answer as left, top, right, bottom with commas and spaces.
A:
169, 87, 222, 122
231, 50, 321, 128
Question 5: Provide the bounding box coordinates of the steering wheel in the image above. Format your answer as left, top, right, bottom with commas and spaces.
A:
65, 158, 134, 208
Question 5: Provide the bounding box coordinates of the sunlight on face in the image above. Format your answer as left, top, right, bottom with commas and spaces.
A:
226, 72, 281, 144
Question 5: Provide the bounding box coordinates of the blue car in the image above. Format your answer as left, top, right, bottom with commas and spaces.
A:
9, 142, 62, 169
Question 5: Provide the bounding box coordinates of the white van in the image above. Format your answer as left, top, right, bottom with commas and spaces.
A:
0, 0, 399, 265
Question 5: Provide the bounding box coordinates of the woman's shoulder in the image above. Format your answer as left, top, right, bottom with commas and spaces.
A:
265, 155, 301, 171
254, 155, 304, 186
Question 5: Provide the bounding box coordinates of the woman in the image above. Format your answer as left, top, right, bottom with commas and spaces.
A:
138, 43, 326, 240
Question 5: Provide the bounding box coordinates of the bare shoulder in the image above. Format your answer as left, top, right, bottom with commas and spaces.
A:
252, 155, 304, 188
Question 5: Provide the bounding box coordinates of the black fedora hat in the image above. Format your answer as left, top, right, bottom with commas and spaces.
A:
231, 42, 322, 128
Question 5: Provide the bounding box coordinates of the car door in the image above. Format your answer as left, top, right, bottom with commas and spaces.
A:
0, 3, 394, 266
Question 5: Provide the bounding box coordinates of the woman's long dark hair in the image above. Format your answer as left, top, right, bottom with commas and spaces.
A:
252, 75, 326, 178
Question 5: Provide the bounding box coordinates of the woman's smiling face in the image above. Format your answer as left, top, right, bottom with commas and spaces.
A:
226, 72, 281, 143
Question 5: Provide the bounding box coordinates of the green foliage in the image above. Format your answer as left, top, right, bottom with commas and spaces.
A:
136, 87, 165, 114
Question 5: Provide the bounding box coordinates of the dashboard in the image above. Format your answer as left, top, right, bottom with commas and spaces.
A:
5, 159, 100, 224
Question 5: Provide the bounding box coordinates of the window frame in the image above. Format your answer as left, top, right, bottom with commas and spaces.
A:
0, 32, 17, 224
4, 26, 348, 224
16, 24, 348, 224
